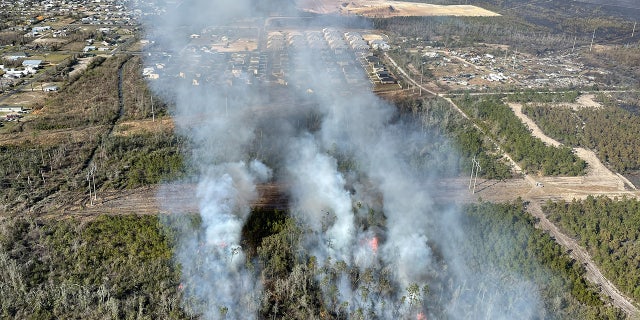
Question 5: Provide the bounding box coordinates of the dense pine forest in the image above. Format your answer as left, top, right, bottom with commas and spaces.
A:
522, 103, 640, 174
456, 95, 586, 176
0, 202, 626, 319
545, 196, 640, 304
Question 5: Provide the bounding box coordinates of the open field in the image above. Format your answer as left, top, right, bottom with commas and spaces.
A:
298, 0, 500, 17
0, 90, 48, 106
112, 118, 175, 137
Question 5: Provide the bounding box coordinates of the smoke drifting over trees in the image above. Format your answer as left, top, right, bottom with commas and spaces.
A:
145, 0, 542, 318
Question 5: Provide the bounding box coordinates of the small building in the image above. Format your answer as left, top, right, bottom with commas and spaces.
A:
369, 39, 390, 51
379, 76, 397, 84
142, 67, 155, 76
3, 69, 28, 78
83, 46, 97, 53
3, 52, 28, 60
4, 114, 23, 121
423, 51, 439, 58
43, 85, 58, 92
32, 26, 51, 33
22, 60, 43, 68
0, 105, 24, 113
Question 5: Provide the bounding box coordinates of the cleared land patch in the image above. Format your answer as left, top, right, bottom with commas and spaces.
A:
298, 0, 500, 17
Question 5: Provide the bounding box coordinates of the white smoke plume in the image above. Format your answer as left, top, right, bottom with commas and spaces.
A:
144, 0, 543, 318
286, 134, 355, 263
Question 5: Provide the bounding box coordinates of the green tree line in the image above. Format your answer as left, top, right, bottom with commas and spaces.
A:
0, 215, 187, 319
456, 95, 586, 176
522, 103, 640, 173
545, 196, 640, 303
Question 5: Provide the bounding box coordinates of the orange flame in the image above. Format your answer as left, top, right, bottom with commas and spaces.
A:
368, 237, 379, 253
417, 312, 426, 320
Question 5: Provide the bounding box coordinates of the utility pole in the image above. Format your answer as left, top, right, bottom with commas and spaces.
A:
92, 164, 97, 203
472, 158, 481, 194
86, 169, 92, 206
572, 35, 577, 53
469, 156, 476, 190
419, 63, 423, 96
469, 156, 481, 194
590, 28, 596, 52
150, 95, 155, 122
633, 21, 637, 38
86, 164, 97, 205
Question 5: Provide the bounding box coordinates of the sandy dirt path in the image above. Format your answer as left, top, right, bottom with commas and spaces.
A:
526, 201, 640, 318
509, 102, 635, 190
506, 102, 640, 317
385, 53, 640, 316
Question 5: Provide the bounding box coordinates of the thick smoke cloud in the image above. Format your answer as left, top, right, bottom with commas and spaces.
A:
145, 0, 542, 318
286, 134, 355, 262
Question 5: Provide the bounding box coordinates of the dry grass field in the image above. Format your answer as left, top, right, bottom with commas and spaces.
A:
298, 0, 500, 17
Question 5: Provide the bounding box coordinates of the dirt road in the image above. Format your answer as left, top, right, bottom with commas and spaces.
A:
385, 53, 640, 316
527, 201, 640, 319
504, 102, 639, 317
509, 102, 636, 191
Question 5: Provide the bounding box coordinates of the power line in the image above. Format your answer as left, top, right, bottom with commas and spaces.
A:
469, 156, 481, 194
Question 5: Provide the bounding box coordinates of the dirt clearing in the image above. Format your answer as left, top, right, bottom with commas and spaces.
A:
503, 102, 637, 198
210, 38, 258, 52
575, 94, 602, 108
0, 90, 48, 106
69, 57, 95, 79
533, 94, 603, 110
113, 118, 175, 136
298, 0, 500, 17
